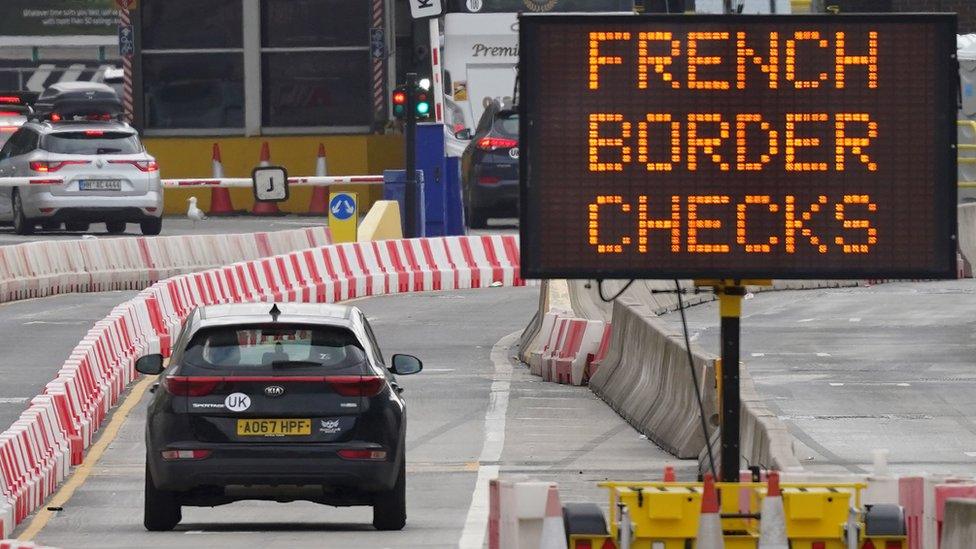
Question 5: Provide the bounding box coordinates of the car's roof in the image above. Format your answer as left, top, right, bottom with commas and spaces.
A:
24, 120, 135, 135
193, 302, 359, 330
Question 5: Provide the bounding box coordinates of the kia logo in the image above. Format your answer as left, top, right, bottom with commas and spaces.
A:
508, 147, 519, 159
264, 385, 285, 397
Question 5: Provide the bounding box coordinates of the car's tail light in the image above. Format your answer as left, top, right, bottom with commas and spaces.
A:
163, 376, 221, 396
0, 126, 17, 133
109, 159, 158, 172
477, 175, 501, 186
0, 96, 22, 104
337, 449, 387, 461
161, 449, 211, 461
477, 136, 517, 151
30, 160, 89, 173
84, 114, 112, 121
84, 130, 104, 136
0, 111, 21, 117
328, 376, 385, 397
50, 113, 62, 122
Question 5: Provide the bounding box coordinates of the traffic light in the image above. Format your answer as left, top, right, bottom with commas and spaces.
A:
414, 88, 431, 119
391, 83, 432, 120
392, 86, 408, 119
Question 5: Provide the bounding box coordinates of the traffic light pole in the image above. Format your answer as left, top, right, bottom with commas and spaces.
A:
404, 72, 418, 238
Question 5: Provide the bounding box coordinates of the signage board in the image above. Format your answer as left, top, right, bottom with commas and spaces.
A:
252, 166, 289, 203
519, 14, 958, 279
409, 0, 443, 19
329, 192, 359, 243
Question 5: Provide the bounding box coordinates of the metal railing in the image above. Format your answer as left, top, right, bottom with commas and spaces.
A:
959, 120, 976, 189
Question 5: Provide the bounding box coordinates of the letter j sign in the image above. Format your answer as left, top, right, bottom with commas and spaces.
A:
409, 0, 442, 19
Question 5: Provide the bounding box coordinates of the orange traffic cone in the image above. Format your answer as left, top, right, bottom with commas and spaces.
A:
539, 484, 567, 549
758, 472, 788, 549
307, 143, 329, 215
208, 142, 236, 215
251, 141, 282, 215
663, 465, 676, 482
697, 473, 725, 548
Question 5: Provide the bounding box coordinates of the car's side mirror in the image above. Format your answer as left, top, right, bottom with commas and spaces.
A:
454, 128, 472, 140
390, 354, 423, 375
135, 354, 165, 375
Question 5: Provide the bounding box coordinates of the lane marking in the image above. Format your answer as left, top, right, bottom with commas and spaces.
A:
0, 397, 28, 404
965, 452, 976, 458
458, 331, 518, 549
17, 375, 155, 541
23, 321, 87, 326
849, 317, 861, 322
798, 318, 815, 323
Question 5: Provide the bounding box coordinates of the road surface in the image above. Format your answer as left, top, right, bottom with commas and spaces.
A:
16, 287, 676, 548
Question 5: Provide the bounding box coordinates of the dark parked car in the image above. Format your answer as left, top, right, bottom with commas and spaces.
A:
459, 102, 519, 229
137, 302, 423, 531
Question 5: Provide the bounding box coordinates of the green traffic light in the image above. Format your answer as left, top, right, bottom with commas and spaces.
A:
416, 102, 430, 115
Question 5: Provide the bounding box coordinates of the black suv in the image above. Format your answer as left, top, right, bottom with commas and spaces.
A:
136, 302, 423, 531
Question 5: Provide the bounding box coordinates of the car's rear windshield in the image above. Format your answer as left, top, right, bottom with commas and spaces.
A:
493, 115, 518, 137
180, 324, 369, 375
42, 131, 142, 155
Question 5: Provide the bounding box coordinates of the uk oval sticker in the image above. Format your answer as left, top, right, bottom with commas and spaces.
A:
225, 393, 251, 412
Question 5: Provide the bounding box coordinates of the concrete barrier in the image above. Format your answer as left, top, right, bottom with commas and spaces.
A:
959, 203, 976, 270
941, 498, 976, 549
357, 200, 403, 242
589, 298, 718, 459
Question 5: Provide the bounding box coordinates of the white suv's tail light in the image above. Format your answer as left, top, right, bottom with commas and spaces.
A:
108, 159, 158, 172
30, 160, 90, 173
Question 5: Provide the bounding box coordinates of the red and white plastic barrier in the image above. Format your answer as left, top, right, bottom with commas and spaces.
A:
0, 541, 60, 549
0, 234, 526, 538
530, 311, 611, 387
0, 227, 331, 305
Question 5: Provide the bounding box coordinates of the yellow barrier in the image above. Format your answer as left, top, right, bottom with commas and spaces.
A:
565, 480, 905, 549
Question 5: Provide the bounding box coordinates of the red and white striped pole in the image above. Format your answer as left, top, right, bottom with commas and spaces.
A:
371, 0, 385, 128
118, 1, 134, 123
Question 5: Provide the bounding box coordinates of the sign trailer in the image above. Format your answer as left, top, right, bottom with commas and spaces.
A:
518, 14, 958, 481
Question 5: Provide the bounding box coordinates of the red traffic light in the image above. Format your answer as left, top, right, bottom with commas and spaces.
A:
392, 90, 407, 105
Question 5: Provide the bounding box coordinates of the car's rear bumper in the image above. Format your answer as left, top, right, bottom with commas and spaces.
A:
148, 442, 400, 495
470, 181, 519, 213
22, 190, 163, 220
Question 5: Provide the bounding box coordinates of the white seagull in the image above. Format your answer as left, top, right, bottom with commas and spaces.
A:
187, 196, 206, 226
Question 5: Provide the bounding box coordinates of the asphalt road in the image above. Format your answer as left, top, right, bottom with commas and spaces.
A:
660, 280, 976, 476
17, 287, 678, 548
0, 290, 137, 431
0, 217, 518, 247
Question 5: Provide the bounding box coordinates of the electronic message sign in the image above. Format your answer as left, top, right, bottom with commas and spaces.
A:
519, 14, 958, 279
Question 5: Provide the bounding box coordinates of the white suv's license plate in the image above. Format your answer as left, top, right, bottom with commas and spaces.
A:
79, 179, 122, 191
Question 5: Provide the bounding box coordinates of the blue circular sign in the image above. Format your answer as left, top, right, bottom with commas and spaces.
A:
329, 193, 356, 221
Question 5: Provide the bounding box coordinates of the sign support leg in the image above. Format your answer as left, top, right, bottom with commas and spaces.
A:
718, 282, 745, 482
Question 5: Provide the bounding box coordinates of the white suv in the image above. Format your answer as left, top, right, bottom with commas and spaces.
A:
0, 120, 163, 235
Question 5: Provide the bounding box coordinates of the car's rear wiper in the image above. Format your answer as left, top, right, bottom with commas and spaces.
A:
270, 360, 321, 369
96, 147, 122, 154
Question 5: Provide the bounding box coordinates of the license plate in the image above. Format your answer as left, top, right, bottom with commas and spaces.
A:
236, 418, 311, 437
79, 179, 121, 191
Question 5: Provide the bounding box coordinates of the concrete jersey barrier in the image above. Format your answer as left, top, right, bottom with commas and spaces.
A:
0, 234, 526, 540
940, 498, 976, 549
